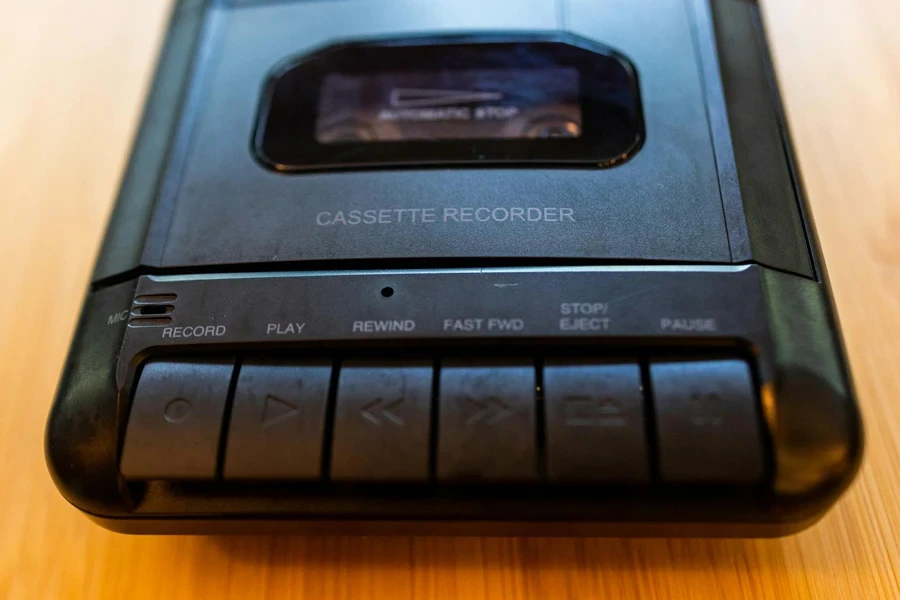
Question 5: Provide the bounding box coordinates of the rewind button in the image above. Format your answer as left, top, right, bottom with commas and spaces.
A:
330, 360, 433, 482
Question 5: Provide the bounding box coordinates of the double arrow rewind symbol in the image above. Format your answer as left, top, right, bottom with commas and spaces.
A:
360, 398, 405, 426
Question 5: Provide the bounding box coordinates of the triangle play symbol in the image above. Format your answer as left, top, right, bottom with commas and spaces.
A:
261, 394, 299, 427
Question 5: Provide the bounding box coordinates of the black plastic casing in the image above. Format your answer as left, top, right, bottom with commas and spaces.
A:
46, 0, 862, 536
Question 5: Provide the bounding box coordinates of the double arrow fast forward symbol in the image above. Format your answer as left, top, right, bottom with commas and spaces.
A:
463, 396, 513, 426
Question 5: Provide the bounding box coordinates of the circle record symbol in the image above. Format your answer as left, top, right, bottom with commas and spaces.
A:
163, 398, 192, 423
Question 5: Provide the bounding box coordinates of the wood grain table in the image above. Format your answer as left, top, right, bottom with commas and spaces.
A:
1, 1, 898, 597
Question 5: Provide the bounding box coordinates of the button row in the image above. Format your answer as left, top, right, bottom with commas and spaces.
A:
119, 357, 765, 485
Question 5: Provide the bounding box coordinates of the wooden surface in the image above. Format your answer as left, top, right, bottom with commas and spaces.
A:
1, 0, 899, 597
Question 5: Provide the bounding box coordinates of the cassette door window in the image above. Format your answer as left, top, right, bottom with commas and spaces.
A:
255, 35, 644, 171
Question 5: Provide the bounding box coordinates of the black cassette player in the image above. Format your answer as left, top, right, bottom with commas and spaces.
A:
46, 0, 862, 536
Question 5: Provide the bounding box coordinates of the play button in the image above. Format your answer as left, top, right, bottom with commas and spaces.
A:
223, 361, 332, 479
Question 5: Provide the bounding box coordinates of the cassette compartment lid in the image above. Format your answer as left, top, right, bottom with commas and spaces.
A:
149, 0, 730, 269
